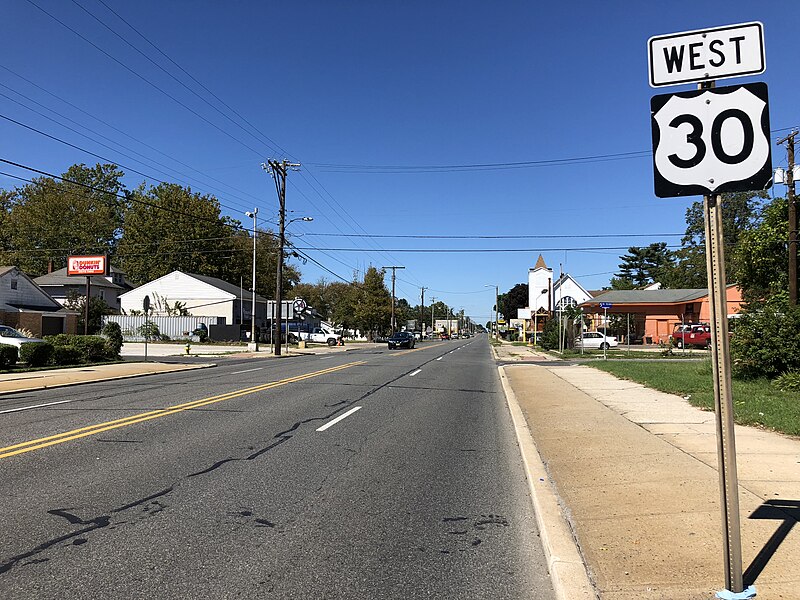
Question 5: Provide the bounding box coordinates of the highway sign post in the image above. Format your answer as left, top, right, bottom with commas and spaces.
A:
649, 22, 765, 600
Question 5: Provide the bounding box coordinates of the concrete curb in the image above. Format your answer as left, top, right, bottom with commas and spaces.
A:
0, 363, 216, 396
498, 365, 596, 600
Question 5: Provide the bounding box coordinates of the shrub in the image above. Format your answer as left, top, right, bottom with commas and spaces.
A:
138, 321, 160, 339
774, 371, 800, 392
730, 303, 800, 379
0, 344, 18, 368
19, 342, 54, 367
45, 334, 114, 363
101, 321, 123, 356
51, 345, 83, 366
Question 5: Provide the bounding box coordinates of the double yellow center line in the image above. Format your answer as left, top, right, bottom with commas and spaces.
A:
0, 361, 364, 460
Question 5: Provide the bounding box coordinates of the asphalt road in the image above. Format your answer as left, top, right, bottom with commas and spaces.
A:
0, 336, 554, 599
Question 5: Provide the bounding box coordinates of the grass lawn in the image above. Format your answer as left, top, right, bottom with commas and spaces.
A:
590, 360, 800, 438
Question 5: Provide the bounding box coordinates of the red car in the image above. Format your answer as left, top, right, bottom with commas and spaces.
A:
439, 332, 450, 340
670, 324, 711, 349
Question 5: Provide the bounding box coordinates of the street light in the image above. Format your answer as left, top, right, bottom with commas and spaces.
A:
532, 287, 548, 345
244, 208, 258, 350
484, 284, 499, 341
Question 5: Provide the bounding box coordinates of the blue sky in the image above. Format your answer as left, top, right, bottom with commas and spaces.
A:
1, 1, 797, 324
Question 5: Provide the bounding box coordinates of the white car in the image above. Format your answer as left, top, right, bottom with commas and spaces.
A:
574, 331, 618, 350
0, 325, 44, 349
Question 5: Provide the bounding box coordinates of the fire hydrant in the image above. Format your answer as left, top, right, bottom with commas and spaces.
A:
185, 341, 191, 355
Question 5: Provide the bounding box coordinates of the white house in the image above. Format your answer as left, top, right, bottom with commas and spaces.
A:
1, 266, 77, 336
119, 271, 267, 327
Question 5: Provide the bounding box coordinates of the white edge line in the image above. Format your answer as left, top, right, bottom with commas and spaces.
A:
409, 369, 422, 377
316, 406, 362, 432
436, 357, 443, 361
230, 367, 264, 375
0, 399, 73, 414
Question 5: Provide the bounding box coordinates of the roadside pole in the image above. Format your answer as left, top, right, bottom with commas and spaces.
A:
603, 305, 607, 360
705, 187, 744, 595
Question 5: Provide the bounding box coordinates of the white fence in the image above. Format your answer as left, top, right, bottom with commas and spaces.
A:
102, 315, 222, 341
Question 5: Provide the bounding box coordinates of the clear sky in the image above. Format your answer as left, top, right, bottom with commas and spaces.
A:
1, 1, 797, 324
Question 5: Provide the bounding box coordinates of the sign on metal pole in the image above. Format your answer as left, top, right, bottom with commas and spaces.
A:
648, 22, 765, 88
648, 22, 765, 599
651, 82, 772, 197
599, 302, 612, 310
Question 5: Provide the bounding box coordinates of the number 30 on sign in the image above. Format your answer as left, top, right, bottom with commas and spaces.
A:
650, 82, 772, 198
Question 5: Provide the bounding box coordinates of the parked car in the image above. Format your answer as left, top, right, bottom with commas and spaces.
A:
574, 331, 618, 350
387, 331, 415, 349
0, 325, 44, 349
439, 332, 450, 340
669, 324, 711, 349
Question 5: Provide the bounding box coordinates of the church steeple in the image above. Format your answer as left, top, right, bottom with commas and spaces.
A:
534, 254, 547, 270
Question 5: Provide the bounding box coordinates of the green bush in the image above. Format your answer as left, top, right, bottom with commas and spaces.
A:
45, 334, 114, 363
0, 344, 18, 367
19, 342, 54, 367
730, 303, 800, 379
774, 371, 800, 392
51, 345, 83, 366
101, 321, 123, 356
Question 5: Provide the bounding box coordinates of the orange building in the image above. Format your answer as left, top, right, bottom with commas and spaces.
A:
581, 285, 744, 344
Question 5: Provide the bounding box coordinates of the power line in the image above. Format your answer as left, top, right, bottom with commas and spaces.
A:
291, 245, 684, 253
298, 232, 684, 240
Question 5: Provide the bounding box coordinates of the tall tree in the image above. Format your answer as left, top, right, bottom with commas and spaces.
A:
0, 189, 13, 264
353, 266, 391, 338
500, 283, 529, 322
731, 196, 789, 303
615, 243, 674, 287
660, 191, 763, 288
7, 163, 126, 275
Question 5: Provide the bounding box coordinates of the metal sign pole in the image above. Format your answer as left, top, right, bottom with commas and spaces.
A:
603, 306, 608, 360
705, 192, 745, 595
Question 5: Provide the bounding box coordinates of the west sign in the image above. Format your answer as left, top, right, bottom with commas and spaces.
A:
648, 22, 765, 87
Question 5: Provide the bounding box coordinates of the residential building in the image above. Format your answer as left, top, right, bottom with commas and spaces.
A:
0, 266, 78, 336
119, 271, 267, 328
581, 285, 744, 344
34, 266, 135, 312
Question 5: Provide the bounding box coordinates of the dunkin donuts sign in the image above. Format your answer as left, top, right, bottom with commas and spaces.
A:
67, 255, 108, 276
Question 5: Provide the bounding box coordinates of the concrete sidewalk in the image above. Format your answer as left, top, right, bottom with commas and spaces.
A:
494, 341, 800, 599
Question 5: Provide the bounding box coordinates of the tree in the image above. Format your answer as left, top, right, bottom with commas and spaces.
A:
0, 189, 12, 264
660, 191, 764, 288
500, 283, 529, 322
64, 290, 113, 334
7, 163, 126, 275
731, 196, 789, 303
615, 243, 674, 287
353, 266, 392, 338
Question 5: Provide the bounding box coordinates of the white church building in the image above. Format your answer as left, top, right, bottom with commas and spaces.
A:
515, 255, 593, 335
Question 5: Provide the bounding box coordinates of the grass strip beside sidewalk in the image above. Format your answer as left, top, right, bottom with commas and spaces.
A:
590, 360, 800, 437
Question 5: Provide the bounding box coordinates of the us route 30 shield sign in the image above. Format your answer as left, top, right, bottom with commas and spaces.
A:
650, 82, 772, 198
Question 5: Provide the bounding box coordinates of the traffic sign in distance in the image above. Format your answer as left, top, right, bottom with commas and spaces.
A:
648, 22, 765, 88
293, 298, 307, 313
651, 82, 772, 198
599, 302, 613, 310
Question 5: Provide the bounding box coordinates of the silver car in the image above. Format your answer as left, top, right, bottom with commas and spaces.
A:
574, 331, 618, 350
0, 325, 45, 349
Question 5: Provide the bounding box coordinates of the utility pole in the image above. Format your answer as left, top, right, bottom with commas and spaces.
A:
383, 266, 405, 334
778, 131, 797, 305
265, 159, 300, 356
420, 286, 427, 338
431, 296, 436, 336
245, 208, 258, 350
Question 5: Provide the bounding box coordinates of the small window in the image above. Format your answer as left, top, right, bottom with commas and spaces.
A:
10, 279, 17, 290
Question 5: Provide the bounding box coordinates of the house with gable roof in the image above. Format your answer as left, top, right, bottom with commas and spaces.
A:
0, 266, 78, 336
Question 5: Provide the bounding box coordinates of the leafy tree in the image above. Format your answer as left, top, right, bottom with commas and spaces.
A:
64, 290, 113, 334
608, 276, 635, 290
731, 196, 789, 303
660, 191, 764, 288
730, 301, 800, 379
327, 281, 359, 331
500, 283, 529, 322
353, 266, 391, 338
291, 280, 332, 317
7, 163, 126, 275
616, 243, 674, 287
0, 189, 12, 263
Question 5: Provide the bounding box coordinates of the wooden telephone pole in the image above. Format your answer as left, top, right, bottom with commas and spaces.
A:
778, 131, 797, 305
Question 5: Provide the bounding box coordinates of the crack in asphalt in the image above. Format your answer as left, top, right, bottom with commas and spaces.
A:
1, 348, 457, 576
